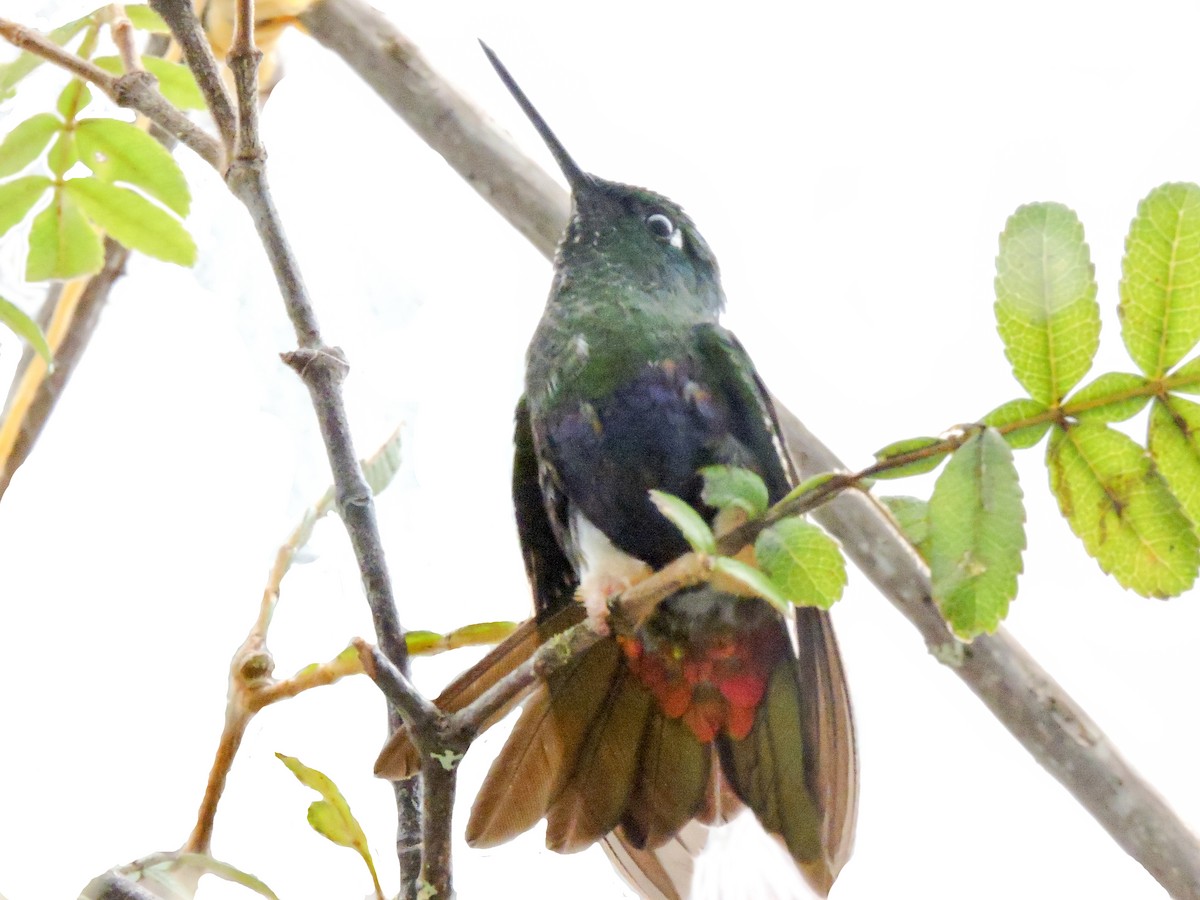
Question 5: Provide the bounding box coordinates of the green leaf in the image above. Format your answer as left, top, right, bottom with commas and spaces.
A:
0, 175, 53, 238
276, 753, 382, 897
0, 114, 63, 178
928, 428, 1025, 639
56, 80, 91, 119
47, 131, 78, 177
994, 202, 1099, 404
1064, 372, 1152, 423
649, 490, 716, 554
700, 465, 769, 518
1169, 356, 1200, 395
0, 16, 91, 99
879, 495, 931, 560
26, 189, 103, 280
754, 517, 847, 610
0, 295, 52, 365
981, 397, 1052, 449
712, 556, 792, 617
779, 471, 839, 506
75, 117, 191, 215
872, 436, 948, 479
134, 851, 280, 900
1147, 396, 1200, 528
94, 55, 207, 110
123, 4, 170, 32
65, 177, 196, 265
1119, 183, 1200, 377
1047, 422, 1198, 597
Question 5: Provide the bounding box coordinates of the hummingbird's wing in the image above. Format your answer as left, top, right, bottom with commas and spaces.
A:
693, 322, 859, 895
372, 397, 583, 781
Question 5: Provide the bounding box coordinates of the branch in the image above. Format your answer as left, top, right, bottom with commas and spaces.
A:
296, 7, 1200, 896
0, 16, 223, 168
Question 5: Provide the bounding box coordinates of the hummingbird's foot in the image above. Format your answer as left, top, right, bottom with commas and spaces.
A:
576, 566, 652, 636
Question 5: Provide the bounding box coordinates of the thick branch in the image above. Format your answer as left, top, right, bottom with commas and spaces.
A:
298, 7, 1200, 895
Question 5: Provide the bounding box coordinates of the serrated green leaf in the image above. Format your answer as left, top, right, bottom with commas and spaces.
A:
649, 490, 715, 554
1047, 422, 1198, 597
872, 436, 948, 479
74, 117, 191, 215
928, 428, 1025, 639
0, 295, 52, 364
700, 465, 769, 518
93, 55, 207, 110
0, 16, 91, 99
754, 518, 846, 610
1148, 396, 1200, 528
26, 189, 103, 280
779, 471, 838, 506
994, 202, 1099, 404
981, 397, 1052, 449
1169, 356, 1200, 395
1120, 183, 1200, 377
711, 556, 792, 617
0, 175, 53, 238
879, 495, 931, 560
0, 114, 63, 178
1064, 372, 1152, 423
47, 131, 77, 177
65, 177, 195, 265
276, 753, 381, 898
56, 80, 91, 119
123, 5, 170, 32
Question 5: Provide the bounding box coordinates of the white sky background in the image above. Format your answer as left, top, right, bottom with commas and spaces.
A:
2, 1, 1200, 898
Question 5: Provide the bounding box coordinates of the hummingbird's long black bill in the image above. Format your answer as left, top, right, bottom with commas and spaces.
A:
480, 41, 594, 195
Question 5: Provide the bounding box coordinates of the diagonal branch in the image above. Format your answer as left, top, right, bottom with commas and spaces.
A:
298, 4, 1200, 896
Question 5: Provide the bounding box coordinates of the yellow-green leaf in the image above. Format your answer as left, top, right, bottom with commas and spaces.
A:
872, 436, 948, 479
56, 80, 91, 119
879, 495, 930, 561
1169, 356, 1200, 395
75, 117, 190, 215
928, 428, 1025, 639
362, 426, 402, 495
1064, 372, 1151, 423
0, 114, 62, 178
711, 556, 792, 617
1047, 422, 1198, 597
0, 175, 53, 238
649, 490, 715, 554
1148, 396, 1200, 528
994, 202, 1099, 404
26, 189, 103, 280
754, 517, 846, 610
276, 753, 382, 898
700, 465, 769, 518
47, 131, 77, 177
123, 5, 170, 32
65, 177, 195, 265
1119, 183, 1200, 377
981, 397, 1052, 449
0, 295, 52, 365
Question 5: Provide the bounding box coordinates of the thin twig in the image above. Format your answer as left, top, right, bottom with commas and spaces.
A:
295, 7, 1200, 895
147, 0, 237, 156
108, 3, 143, 72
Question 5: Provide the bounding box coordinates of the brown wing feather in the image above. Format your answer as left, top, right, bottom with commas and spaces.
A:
467, 639, 620, 847
601, 825, 709, 900
544, 666, 653, 852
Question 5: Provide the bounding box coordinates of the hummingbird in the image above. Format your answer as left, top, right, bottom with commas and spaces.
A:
376, 44, 858, 898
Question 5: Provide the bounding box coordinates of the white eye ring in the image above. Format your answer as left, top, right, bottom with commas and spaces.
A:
646, 213, 683, 249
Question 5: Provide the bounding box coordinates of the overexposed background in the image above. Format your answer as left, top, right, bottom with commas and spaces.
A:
2, 1, 1200, 898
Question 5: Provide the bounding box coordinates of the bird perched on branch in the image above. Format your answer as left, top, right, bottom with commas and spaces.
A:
377, 43, 858, 899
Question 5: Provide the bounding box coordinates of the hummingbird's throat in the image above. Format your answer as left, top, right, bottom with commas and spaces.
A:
617, 617, 787, 743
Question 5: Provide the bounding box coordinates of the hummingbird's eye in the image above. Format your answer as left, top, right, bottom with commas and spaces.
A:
646, 213, 684, 249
